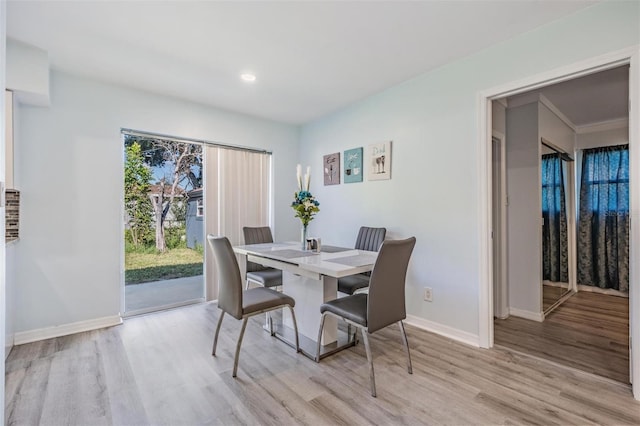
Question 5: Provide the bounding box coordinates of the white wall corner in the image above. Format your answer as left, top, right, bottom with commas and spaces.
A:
508, 308, 544, 322
495, 98, 508, 108
13, 315, 123, 345
4, 334, 13, 360
575, 117, 629, 134
505, 91, 539, 109
405, 314, 480, 348
538, 94, 577, 132
6, 38, 50, 107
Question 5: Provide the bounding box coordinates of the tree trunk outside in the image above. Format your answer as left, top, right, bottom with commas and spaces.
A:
155, 213, 166, 252
150, 183, 168, 252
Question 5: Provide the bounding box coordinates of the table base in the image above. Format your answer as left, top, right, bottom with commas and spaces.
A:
263, 317, 356, 361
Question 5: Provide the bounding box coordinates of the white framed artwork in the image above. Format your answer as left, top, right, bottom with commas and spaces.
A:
367, 141, 392, 181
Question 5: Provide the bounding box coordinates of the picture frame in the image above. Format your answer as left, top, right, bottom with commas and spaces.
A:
323, 152, 340, 185
344, 147, 363, 183
367, 141, 392, 181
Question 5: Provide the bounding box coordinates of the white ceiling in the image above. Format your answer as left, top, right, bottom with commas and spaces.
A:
7, 1, 599, 125
507, 66, 629, 127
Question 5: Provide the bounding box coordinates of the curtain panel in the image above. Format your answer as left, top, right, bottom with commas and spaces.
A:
577, 144, 629, 292
541, 153, 569, 283
204, 146, 271, 300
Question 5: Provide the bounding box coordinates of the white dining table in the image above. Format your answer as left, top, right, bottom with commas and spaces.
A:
233, 242, 378, 360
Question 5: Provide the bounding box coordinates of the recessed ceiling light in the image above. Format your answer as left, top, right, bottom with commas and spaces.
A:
240, 73, 256, 82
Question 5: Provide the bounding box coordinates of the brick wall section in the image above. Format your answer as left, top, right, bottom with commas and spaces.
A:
6, 189, 19, 242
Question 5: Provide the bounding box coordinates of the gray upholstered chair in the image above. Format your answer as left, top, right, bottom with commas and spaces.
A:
316, 237, 416, 397
243, 226, 283, 290
207, 235, 299, 377
337, 226, 386, 295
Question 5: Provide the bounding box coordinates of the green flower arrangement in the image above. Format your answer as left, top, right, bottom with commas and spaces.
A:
291, 164, 320, 227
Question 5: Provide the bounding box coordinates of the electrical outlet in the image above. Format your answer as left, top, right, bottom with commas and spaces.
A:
423, 287, 433, 302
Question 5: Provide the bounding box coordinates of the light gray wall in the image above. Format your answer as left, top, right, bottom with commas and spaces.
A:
505, 100, 576, 317
298, 1, 639, 337
0, 0, 6, 419
506, 103, 541, 314
5, 93, 18, 353
5, 243, 15, 353
12, 70, 299, 333
539, 103, 575, 154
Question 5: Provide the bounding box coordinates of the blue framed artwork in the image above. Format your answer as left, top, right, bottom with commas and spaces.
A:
343, 147, 363, 183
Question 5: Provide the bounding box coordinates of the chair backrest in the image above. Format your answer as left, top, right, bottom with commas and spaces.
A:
243, 226, 274, 272
354, 226, 386, 252
207, 235, 243, 319
366, 237, 416, 333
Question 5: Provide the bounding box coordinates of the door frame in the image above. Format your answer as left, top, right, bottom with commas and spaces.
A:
491, 130, 508, 320
477, 46, 640, 399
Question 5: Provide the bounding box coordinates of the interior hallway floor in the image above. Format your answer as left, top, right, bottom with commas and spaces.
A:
494, 291, 629, 384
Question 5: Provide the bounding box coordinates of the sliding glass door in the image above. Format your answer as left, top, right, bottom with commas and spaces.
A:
123, 132, 205, 315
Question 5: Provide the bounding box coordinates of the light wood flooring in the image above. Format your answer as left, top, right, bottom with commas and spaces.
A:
6, 301, 640, 425
495, 291, 629, 384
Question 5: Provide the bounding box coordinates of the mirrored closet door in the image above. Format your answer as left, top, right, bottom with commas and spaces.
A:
540, 139, 575, 314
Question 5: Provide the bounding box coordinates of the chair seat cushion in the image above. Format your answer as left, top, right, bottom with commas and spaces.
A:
320, 294, 368, 327
337, 274, 370, 295
247, 268, 282, 288
243, 287, 295, 316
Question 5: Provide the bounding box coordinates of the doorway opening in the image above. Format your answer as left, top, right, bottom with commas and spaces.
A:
490, 65, 631, 384
122, 131, 205, 315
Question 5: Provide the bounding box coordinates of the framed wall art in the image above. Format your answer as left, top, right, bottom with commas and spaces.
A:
343, 147, 363, 183
367, 141, 392, 181
323, 152, 340, 185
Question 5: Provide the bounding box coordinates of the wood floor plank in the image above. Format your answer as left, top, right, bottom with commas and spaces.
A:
38, 333, 112, 426
96, 327, 150, 426
6, 301, 640, 425
5, 356, 52, 425
495, 291, 629, 383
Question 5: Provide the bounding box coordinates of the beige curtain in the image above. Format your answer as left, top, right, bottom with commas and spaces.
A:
204, 146, 271, 301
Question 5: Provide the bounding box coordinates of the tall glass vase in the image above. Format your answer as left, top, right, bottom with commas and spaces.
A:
301, 225, 308, 250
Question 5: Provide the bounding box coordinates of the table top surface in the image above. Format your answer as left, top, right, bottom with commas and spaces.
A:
233, 242, 378, 278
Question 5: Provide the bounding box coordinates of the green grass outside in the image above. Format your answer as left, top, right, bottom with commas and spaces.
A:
125, 248, 204, 285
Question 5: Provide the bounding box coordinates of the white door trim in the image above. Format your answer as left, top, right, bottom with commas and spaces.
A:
477, 46, 640, 400
491, 130, 508, 320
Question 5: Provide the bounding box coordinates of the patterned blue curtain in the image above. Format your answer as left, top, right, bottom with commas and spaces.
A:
541, 153, 568, 282
577, 144, 629, 291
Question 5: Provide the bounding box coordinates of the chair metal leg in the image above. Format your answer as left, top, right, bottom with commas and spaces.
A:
232, 318, 248, 378
212, 311, 225, 356
399, 321, 413, 374
245, 280, 250, 290
268, 313, 275, 336
288, 306, 300, 353
315, 313, 327, 362
361, 330, 376, 397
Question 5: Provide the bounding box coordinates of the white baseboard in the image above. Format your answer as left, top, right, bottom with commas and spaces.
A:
405, 314, 480, 347
509, 308, 544, 322
14, 315, 123, 345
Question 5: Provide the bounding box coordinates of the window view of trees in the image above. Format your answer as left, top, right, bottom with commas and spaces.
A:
124, 142, 154, 247
123, 134, 204, 285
